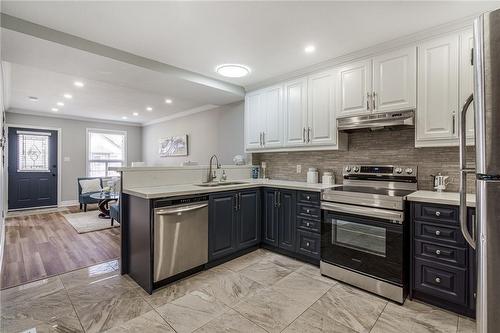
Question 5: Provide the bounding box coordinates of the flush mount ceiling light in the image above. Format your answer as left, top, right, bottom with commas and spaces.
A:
28, 96, 38, 102
304, 45, 316, 53
146, 106, 153, 111
57, 102, 64, 106
133, 112, 139, 116
51, 108, 58, 112
165, 99, 173, 104
215, 64, 251, 78
63, 93, 73, 99
74, 81, 84, 87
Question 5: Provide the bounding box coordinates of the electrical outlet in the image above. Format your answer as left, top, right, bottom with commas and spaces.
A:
296, 165, 301, 173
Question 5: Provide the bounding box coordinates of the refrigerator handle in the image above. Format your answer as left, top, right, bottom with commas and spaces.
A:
459, 93, 476, 250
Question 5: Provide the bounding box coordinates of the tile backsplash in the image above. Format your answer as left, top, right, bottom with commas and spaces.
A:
252, 128, 476, 193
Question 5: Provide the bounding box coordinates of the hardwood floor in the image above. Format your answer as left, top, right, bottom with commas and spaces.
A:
1, 205, 120, 290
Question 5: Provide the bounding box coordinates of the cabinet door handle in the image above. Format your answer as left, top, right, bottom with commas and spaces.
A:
306, 195, 311, 200
435, 230, 441, 236
435, 277, 441, 283
306, 222, 310, 227
234, 194, 238, 211
372, 92, 376, 110
366, 92, 370, 110
303, 127, 306, 143
435, 211, 441, 217
435, 249, 441, 255
262, 132, 265, 145
259, 132, 262, 146
307, 127, 311, 143
306, 209, 311, 213
452, 112, 456, 134
277, 192, 281, 207
238, 193, 241, 210
306, 241, 310, 247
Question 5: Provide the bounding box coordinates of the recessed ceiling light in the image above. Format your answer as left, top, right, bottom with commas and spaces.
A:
132, 112, 139, 116
28, 96, 38, 102
165, 99, 173, 104
51, 108, 58, 112
74, 81, 84, 87
63, 94, 72, 99
122, 116, 128, 120
146, 106, 153, 111
304, 45, 316, 53
56, 102, 64, 106
215, 64, 251, 78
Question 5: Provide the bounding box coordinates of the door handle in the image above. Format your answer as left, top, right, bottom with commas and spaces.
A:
366, 92, 371, 110
452, 112, 456, 134
307, 127, 311, 143
302, 127, 306, 143
262, 132, 265, 145
372, 92, 376, 110
156, 203, 208, 215
459, 93, 476, 249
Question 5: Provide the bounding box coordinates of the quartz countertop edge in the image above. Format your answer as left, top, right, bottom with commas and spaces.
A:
405, 190, 476, 208
122, 179, 340, 199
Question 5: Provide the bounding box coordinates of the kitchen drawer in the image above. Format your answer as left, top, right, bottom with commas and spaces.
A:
297, 191, 320, 206
414, 203, 458, 225
296, 230, 320, 259
415, 239, 467, 267
414, 258, 466, 305
414, 221, 465, 246
296, 217, 320, 233
297, 204, 321, 220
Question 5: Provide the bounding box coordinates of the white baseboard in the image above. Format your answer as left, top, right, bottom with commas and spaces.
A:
59, 200, 79, 207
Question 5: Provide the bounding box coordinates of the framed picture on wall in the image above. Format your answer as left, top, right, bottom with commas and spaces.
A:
159, 135, 188, 157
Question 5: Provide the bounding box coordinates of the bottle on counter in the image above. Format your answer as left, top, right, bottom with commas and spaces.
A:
322, 171, 335, 185
307, 168, 319, 184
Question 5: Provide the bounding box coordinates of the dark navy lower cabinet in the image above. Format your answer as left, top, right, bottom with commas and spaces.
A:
237, 189, 261, 249
262, 188, 279, 247
209, 191, 238, 261
410, 202, 476, 318
278, 189, 296, 252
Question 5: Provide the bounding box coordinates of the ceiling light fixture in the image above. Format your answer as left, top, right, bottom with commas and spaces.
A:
133, 112, 139, 116
122, 116, 128, 120
304, 45, 316, 53
63, 94, 73, 99
51, 108, 58, 112
215, 64, 251, 78
74, 81, 84, 87
28, 96, 38, 102
146, 106, 153, 111
57, 102, 64, 106
165, 99, 173, 104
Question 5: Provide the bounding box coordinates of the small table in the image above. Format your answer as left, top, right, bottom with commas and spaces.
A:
90, 192, 119, 219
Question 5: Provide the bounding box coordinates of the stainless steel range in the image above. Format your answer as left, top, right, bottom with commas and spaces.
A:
320, 164, 417, 303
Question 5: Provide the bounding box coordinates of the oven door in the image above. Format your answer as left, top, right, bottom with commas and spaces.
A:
321, 202, 404, 285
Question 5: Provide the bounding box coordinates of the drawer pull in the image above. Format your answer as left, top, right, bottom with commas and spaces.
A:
435, 211, 441, 217
306, 222, 310, 227
306, 195, 311, 200
435, 249, 441, 255
306, 241, 310, 247
435, 277, 441, 283
435, 230, 441, 236
306, 209, 310, 213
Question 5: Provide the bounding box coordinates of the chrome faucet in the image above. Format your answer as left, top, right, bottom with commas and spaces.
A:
207, 154, 221, 183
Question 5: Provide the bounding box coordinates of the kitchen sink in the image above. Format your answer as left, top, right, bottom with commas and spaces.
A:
196, 181, 248, 187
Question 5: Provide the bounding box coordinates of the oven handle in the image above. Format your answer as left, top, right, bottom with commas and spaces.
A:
321, 202, 404, 224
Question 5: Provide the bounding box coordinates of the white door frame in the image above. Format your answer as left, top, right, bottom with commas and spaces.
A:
5, 124, 63, 210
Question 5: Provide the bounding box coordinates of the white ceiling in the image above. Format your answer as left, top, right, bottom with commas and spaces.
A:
2, 1, 499, 88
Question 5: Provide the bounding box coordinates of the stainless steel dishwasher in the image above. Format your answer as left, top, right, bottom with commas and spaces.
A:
153, 196, 208, 283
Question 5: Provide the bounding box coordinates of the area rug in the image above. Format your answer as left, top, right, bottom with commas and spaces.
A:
63, 211, 120, 233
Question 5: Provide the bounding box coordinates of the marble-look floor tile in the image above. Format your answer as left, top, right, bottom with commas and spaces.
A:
60, 261, 119, 290
311, 283, 387, 333
272, 271, 331, 306
199, 267, 265, 307
295, 264, 338, 286
0, 276, 64, 306
75, 289, 153, 333
233, 286, 311, 333
156, 289, 231, 333
194, 309, 267, 333
458, 316, 476, 333
263, 252, 305, 271
282, 308, 357, 333
220, 249, 272, 272
103, 310, 175, 333
143, 270, 219, 308
239, 261, 293, 286
371, 300, 458, 333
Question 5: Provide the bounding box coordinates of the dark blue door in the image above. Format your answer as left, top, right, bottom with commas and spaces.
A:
8, 127, 58, 210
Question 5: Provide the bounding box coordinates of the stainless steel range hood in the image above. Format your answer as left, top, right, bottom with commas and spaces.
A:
337, 110, 414, 131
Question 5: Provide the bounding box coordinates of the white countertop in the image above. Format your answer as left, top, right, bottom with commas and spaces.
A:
405, 190, 476, 207
123, 179, 339, 199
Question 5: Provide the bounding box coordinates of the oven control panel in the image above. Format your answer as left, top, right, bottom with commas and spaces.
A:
343, 165, 417, 177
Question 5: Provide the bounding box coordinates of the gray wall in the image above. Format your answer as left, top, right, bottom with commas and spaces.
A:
6, 111, 142, 201
142, 102, 245, 166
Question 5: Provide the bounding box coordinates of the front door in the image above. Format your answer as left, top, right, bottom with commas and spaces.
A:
8, 127, 58, 210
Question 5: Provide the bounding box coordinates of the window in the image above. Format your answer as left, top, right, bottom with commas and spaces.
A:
18, 131, 50, 172
87, 129, 126, 177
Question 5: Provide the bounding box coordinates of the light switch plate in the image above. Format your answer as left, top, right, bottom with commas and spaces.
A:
63, 157, 71, 162
296, 165, 301, 173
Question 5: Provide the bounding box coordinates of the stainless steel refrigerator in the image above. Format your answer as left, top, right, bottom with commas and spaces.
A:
460, 8, 500, 333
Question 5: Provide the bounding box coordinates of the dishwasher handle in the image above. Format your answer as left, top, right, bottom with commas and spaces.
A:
156, 203, 208, 215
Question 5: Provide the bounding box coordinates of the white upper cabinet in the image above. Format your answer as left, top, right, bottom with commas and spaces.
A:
459, 29, 475, 142
284, 77, 308, 146
336, 60, 372, 117
308, 69, 337, 146
245, 92, 264, 150
372, 47, 416, 113
416, 34, 459, 146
